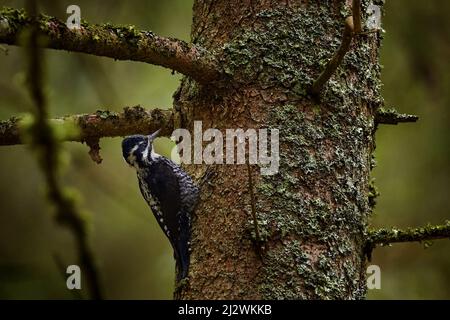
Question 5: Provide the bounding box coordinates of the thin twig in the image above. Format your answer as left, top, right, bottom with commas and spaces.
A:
308, 16, 354, 96
367, 222, 450, 247
25, 0, 102, 299
246, 163, 263, 256
352, 0, 362, 34
375, 108, 419, 125
0, 7, 221, 83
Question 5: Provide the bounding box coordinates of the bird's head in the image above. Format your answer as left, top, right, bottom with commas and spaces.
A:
122, 129, 160, 168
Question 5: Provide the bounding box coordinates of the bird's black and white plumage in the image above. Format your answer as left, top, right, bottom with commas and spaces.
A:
122, 130, 199, 281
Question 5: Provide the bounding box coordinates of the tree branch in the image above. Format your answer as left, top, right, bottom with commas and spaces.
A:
308, 16, 354, 96
0, 106, 174, 146
367, 221, 450, 247
0, 7, 222, 83
375, 108, 419, 125
352, 0, 362, 34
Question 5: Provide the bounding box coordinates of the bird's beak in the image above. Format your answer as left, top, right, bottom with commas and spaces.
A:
148, 129, 161, 142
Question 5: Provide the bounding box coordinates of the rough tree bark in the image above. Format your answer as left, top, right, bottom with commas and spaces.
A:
174, 0, 382, 299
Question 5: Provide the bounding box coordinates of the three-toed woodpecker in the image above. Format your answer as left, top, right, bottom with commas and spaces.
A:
122, 129, 199, 281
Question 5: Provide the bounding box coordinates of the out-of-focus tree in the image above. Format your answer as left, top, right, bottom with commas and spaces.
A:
369, 0, 450, 299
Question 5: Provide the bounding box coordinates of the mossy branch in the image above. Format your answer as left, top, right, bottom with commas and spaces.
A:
0, 106, 174, 146
367, 221, 450, 247
25, 0, 102, 299
0, 7, 221, 83
375, 108, 419, 125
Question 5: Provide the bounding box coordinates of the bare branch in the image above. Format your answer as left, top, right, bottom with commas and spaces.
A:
0, 7, 221, 83
0, 106, 174, 146
352, 0, 362, 34
367, 221, 450, 247
308, 16, 354, 96
375, 108, 419, 125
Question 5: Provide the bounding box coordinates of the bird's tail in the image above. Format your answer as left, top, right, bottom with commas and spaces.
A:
174, 211, 191, 282
175, 245, 189, 282
174, 242, 190, 282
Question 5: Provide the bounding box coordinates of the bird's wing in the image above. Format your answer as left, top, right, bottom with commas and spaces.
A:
138, 158, 192, 280
141, 158, 182, 240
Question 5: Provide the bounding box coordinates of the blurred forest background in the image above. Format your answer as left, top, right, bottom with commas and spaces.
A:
0, 0, 448, 299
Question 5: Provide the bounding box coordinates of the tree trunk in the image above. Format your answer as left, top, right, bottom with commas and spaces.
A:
175, 0, 382, 299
